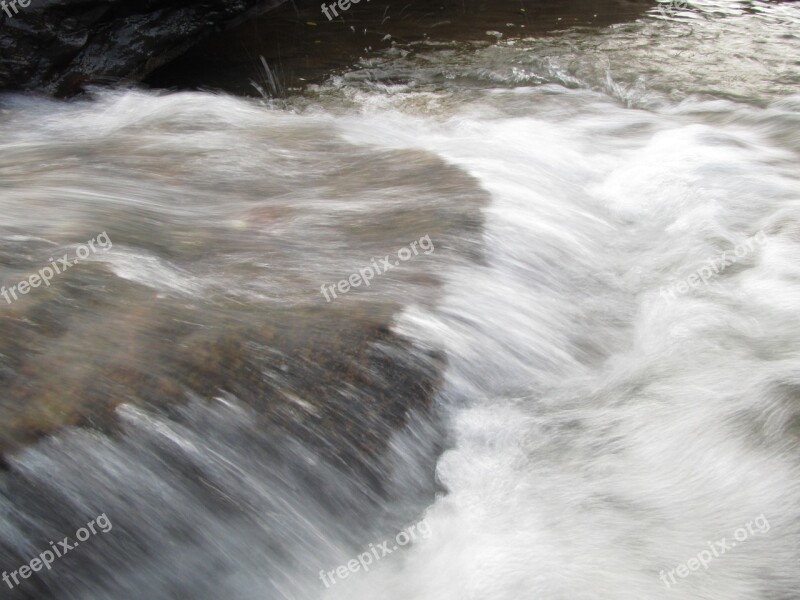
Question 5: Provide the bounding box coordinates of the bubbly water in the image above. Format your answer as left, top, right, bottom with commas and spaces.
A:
1, 1, 799, 598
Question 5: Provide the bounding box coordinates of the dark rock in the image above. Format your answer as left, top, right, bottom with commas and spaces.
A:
0, 0, 287, 96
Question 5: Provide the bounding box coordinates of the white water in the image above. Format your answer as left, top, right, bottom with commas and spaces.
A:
316, 4, 800, 597
322, 88, 800, 599
1, 2, 799, 599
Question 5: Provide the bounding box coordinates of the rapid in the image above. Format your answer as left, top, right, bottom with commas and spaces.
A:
1, 1, 799, 598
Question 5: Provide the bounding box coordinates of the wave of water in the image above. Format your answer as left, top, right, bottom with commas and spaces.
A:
1, 1, 800, 599
329, 87, 800, 600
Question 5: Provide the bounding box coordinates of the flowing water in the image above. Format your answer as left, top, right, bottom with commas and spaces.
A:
1, 1, 800, 599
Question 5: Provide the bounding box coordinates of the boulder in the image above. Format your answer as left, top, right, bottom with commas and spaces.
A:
0, 0, 286, 96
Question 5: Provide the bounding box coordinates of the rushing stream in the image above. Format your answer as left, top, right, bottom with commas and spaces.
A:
1, 1, 800, 599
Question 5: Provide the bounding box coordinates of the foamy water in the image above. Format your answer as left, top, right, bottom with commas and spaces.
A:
1, 1, 799, 599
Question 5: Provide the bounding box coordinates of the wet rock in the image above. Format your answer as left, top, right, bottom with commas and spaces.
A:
0, 268, 445, 493
0, 0, 287, 96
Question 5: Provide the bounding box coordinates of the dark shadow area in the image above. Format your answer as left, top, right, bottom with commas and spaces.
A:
145, 0, 654, 95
